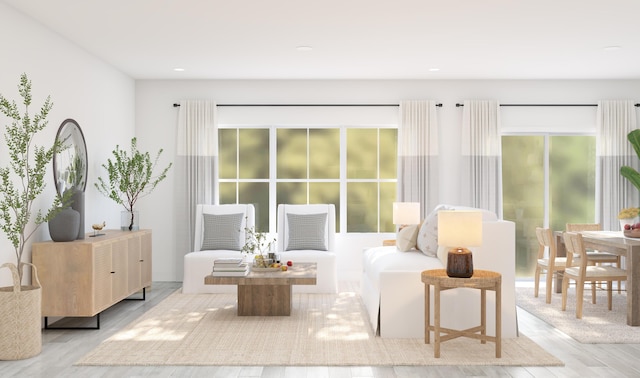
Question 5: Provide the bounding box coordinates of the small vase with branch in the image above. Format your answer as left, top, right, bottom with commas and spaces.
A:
241, 220, 276, 267
95, 137, 172, 231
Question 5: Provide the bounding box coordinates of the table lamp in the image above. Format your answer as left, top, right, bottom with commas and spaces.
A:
392, 202, 421, 230
437, 210, 483, 278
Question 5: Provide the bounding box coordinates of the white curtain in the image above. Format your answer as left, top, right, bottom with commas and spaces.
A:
597, 100, 638, 231
398, 101, 439, 218
175, 100, 218, 278
461, 100, 502, 216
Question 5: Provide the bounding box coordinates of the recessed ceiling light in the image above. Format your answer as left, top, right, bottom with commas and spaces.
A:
173, 68, 185, 72
428, 68, 440, 72
603, 46, 622, 51
296, 46, 313, 52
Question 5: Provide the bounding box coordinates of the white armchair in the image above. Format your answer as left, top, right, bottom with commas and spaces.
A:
277, 204, 338, 293
182, 204, 255, 294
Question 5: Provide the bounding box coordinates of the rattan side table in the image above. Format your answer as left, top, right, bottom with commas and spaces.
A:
421, 269, 501, 358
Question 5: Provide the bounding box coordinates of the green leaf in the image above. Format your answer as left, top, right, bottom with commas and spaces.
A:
621, 166, 640, 192
628, 129, 640, 160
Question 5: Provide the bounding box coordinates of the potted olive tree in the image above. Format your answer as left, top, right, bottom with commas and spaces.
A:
620, 130, 640, 229
95, 137, 172, 230
621, 129, 640, 189
0, 74, 66, 360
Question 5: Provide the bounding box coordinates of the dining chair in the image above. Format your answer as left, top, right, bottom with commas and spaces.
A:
535, 227, 574, 304
566, 223, 622, 293
561, 232, 627, 319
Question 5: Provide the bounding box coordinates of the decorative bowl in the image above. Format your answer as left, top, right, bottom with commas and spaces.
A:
623, 229, 640, 238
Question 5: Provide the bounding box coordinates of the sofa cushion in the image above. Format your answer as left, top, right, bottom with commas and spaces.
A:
362, 246, 444, 291
201, 212, 244, 250
416, 204, 454, 257
396, 224, 419, 251
286, 212, 328, 251
437, 245, 449, 266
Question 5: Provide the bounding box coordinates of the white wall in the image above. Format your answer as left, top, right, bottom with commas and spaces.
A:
0, 3, 135, 287
136, 79, 640, 281
4, 2, 638, 287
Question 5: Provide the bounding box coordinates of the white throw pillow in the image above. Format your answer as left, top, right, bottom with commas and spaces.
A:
416, 204, 454, 257
396, 225, 419, 252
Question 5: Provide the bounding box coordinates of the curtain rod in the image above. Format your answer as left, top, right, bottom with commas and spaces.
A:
173, 103, 443, 107
455, 103, 640, 107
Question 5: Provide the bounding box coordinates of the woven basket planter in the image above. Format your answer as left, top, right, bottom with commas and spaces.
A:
0, 262, 42, 360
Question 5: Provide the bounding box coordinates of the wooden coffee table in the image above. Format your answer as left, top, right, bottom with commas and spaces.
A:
204, 262, 317, 316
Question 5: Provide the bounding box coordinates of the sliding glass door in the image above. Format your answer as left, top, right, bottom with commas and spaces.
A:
502, 134, 596, 276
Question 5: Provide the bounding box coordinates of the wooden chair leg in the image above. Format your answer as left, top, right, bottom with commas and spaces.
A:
617, 257, 622, 294
576, 279, 584, 319
608, 281, 613, 310
590, 260, 603, 291
562, 276, 569, 311
534, 266, 541, 298
591, 281, 596, 304
545, 269, 553, 304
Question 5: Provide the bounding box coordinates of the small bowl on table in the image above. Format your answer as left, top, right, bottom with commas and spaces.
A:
624, 229, 640, 238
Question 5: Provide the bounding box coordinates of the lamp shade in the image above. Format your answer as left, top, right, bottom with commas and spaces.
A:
392, 202, 421, 225
437, 210, 483, 247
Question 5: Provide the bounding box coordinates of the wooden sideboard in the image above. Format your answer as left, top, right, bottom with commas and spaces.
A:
32, 229, 152, 324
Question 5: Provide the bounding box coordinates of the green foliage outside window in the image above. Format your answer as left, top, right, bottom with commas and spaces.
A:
502, 135, 595, 277
220, 126, 397, 233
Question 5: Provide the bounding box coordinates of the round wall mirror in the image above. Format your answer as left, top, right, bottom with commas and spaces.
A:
53, 119, 87, 194
52, 118, 88, 240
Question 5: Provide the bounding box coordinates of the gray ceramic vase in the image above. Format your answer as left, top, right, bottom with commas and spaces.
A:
48, 207, 81, 242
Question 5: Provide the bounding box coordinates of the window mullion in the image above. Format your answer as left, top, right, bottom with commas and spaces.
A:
269, 125, 277, 233
339, 126, 347, 234
306, 128, 310, 203
543, 135, 550, 229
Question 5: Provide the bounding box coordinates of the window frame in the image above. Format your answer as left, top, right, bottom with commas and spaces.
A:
218, 123, 398, 233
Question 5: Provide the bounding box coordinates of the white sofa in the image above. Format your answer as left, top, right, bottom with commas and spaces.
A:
361, 205, 518, 339
182, 203, 338, 294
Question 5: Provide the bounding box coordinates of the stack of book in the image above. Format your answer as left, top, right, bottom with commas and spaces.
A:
211, 257, 249, 276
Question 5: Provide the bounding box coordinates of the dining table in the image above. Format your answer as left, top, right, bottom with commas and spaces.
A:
554, 230, 640, 326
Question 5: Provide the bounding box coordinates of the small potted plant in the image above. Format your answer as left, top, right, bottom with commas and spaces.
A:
241, 221, 276, 268
95, 137, 172, 230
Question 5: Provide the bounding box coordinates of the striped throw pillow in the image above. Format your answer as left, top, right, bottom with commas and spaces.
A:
286, 212, 328, 251
201, 212, 244, 250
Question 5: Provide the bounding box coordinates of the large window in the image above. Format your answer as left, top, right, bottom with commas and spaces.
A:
219, 126, 397, 233
502, 135, 596, 277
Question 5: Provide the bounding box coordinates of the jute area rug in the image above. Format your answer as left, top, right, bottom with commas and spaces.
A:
516, 286, 640, 343
77, 289, 562, 366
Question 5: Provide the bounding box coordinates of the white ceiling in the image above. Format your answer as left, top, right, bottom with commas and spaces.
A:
4, 0, 640, 80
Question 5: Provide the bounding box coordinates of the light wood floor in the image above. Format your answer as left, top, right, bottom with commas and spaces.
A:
1, 281, 640, 377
